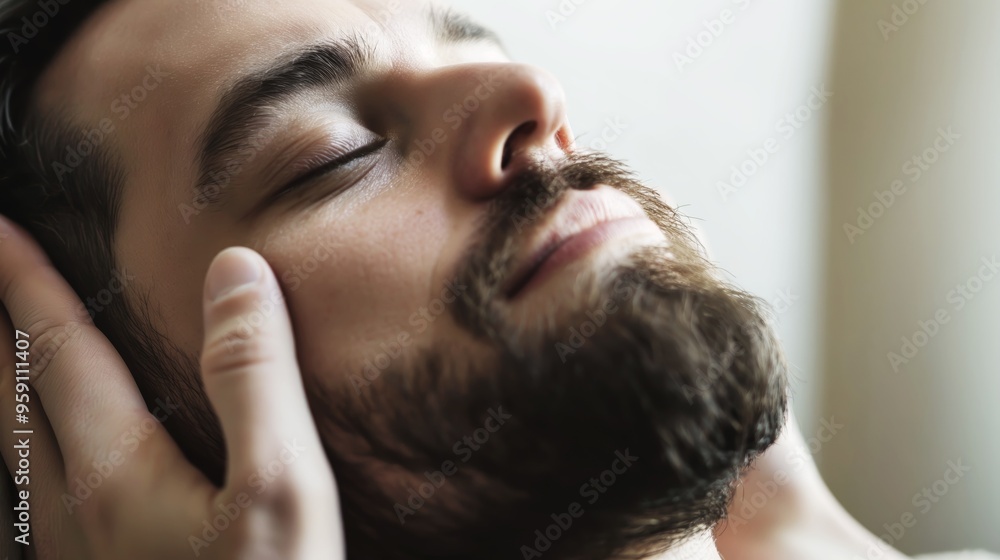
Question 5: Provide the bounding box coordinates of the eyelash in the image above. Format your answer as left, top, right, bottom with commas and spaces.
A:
268, 137, 389, 202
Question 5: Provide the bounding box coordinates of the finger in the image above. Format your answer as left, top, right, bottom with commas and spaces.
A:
0, 216, 169, 474
199, 248, 334, 495
0, 476, 22, 560
0, 304, 69, 525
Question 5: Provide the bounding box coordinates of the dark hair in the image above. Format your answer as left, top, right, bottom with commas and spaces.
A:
0, 0, 226, 479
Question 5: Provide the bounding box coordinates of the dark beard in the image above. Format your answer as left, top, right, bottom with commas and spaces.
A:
318, 152, 789, 560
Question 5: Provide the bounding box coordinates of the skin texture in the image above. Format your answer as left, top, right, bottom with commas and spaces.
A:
0, 226, 343, 559
715, 411, 911, 560
2, 0, 915, 558
0, 233, 907, 560
34, 0, 560, 395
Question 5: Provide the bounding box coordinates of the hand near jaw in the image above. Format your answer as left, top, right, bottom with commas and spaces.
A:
0, 216, 344, 559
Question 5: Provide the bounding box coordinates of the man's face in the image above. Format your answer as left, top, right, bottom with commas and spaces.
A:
39, 0, 608, 388
36, 0, 787, 555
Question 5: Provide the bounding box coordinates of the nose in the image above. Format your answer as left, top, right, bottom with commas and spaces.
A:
457, 64, 574, 199
397, 62, 575, 200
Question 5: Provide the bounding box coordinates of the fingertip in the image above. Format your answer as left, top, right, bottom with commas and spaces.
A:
200, 246, 291, 375
205, 247, 265, 302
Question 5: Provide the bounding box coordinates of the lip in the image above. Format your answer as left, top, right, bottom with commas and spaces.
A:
503, 187, 660, 299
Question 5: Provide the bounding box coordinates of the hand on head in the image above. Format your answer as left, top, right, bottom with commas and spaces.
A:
0, 215, 343, 559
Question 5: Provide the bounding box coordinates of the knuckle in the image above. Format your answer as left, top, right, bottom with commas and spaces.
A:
74, 477, 123, 536
227, 464, 316, 517
69, 429, 167, 531
201, 288, 284, 376
200, 331, 279, 377
249, 473, 309, 517
23, 316, 90, 387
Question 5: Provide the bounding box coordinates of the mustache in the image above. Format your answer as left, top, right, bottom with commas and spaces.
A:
449, 151, 701, 339
315, 153, 789, 559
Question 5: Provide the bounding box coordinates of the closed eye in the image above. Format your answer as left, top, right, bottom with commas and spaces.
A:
267, 137, 390, 203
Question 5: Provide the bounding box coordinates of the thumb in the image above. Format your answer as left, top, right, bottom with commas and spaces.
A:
199, 247, 328, 487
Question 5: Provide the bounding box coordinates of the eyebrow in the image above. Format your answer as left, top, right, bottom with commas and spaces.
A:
428, 5, 504, 46
192, 7, 505, 209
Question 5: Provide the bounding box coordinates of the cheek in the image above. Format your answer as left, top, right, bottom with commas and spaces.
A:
269, 194, 455, 386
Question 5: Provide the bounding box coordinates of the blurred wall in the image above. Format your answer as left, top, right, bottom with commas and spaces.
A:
448, 0, 834, 437
820, 0, 1000, 555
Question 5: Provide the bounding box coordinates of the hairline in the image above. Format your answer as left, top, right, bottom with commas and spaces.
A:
20, 89, 228, 481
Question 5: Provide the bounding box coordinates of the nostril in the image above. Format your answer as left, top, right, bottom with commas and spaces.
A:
501, 121, 537, 170
555, 127, 574, 153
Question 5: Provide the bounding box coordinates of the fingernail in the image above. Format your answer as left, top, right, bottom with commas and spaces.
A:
206, 248, 262, 301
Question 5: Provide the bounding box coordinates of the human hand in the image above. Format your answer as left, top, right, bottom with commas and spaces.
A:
0, 215, 343, 559
1, 468, 24, 559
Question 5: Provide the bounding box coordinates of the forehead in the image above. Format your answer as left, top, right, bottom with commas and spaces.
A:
38, 0, 426, 108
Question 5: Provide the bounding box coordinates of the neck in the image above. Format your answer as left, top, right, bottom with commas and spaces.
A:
649, 530, 722, 560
